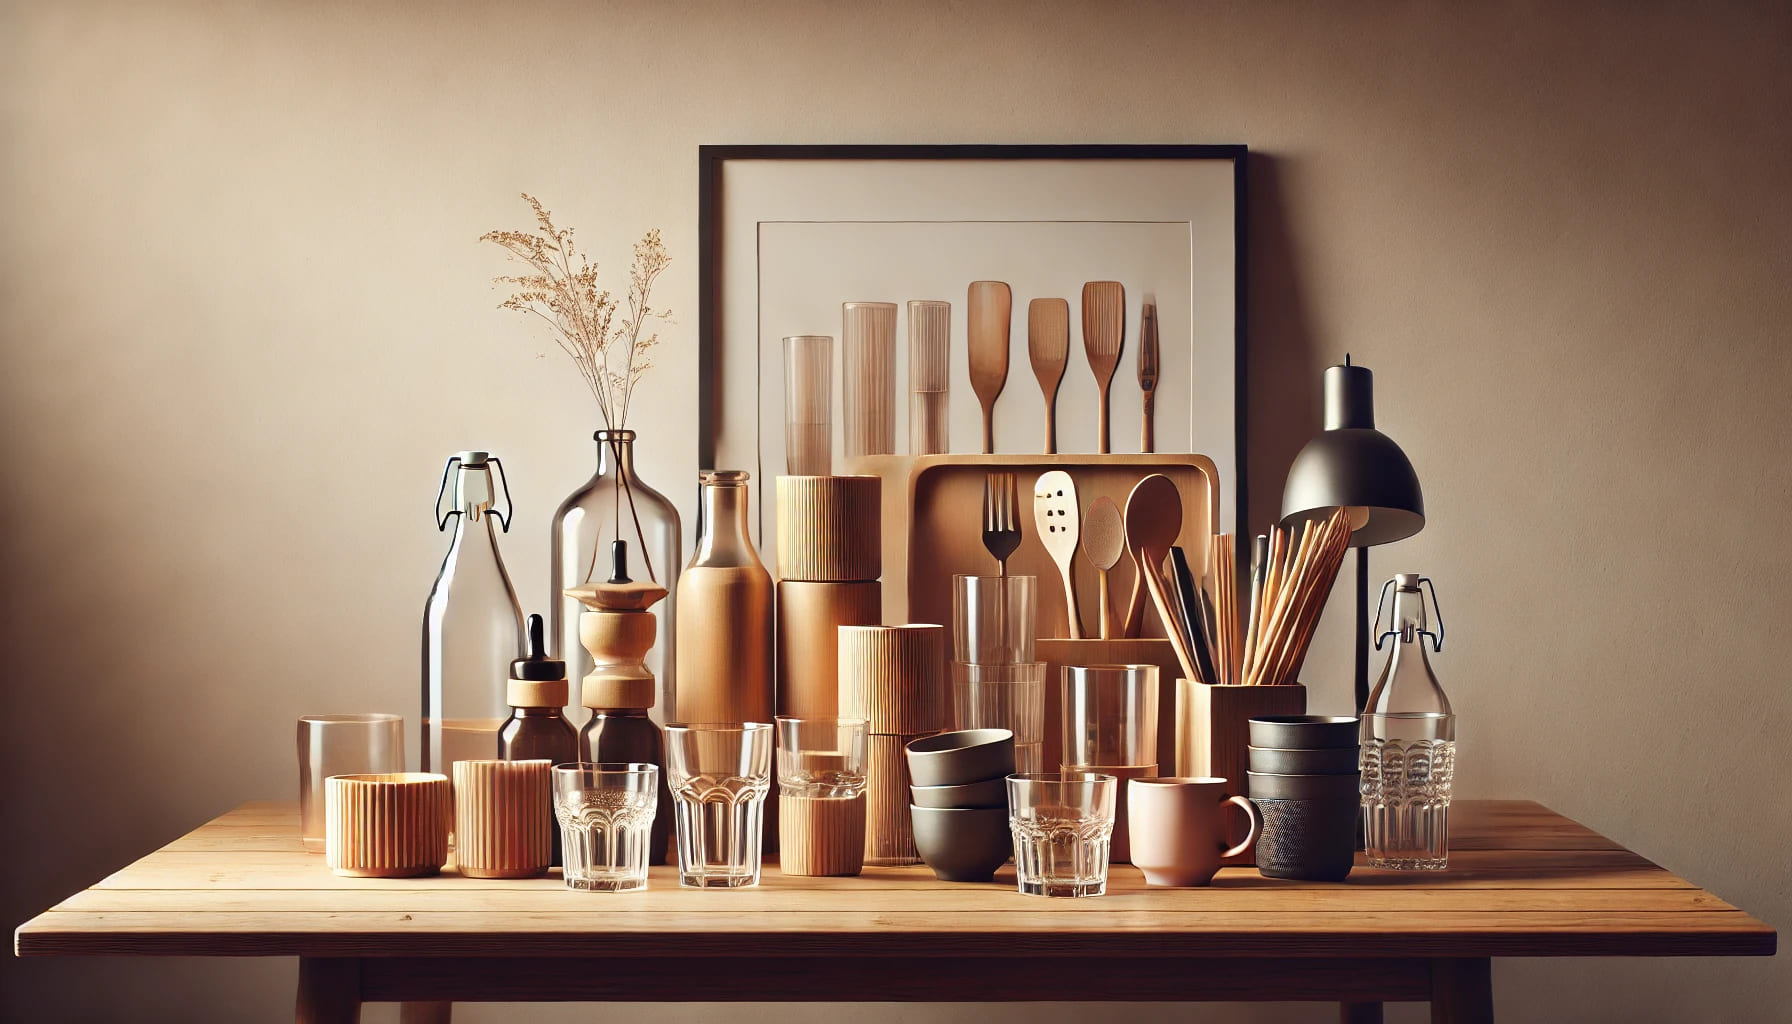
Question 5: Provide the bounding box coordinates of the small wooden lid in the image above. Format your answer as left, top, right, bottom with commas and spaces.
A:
838, 624, 948, 734
776, 475, 881, 582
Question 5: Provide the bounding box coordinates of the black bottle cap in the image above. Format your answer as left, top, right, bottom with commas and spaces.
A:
511, 614, 565, 681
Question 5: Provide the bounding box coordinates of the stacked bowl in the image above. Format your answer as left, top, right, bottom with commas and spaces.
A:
904, 728, 1015, 882
1246, 715, 1361, 882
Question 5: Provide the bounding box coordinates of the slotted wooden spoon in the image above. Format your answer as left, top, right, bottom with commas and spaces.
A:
1123, 474, 1199, 682
968, 281, 1012, 454
1081, 281, 1125, 454
1080, 496, 1125, 640
1027, 298, 1069, 454
1033, 470, 1085, 639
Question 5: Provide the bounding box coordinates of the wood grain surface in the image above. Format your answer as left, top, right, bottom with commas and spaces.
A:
15, 800, 1774, 960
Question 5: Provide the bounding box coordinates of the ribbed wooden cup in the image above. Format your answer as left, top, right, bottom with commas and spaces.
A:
775, 475, 882, 582
452, 760, 552, 879
777, 580, 882, 718
865, 733, 925, 866
839, 624, 949, 735
325, 773, 450, 878
778, 793, 867, 876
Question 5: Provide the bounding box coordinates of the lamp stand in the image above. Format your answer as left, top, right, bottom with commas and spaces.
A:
1355, 546, 1370, 714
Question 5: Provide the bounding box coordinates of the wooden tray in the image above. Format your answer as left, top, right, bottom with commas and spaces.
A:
900, 453, 1218, 646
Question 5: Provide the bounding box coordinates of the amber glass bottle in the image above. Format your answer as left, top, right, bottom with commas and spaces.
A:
500, 615, 578, 865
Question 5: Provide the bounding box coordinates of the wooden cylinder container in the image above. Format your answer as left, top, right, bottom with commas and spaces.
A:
452, 759, 553, 879
778, 793, 867, 876
839, 624, 949, 735
775, 475, 882, 583
325, 773, 450, 878
865, 733, 925, 866
777, 580, 882, 718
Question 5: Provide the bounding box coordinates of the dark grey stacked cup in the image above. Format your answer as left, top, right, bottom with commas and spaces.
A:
1247, 716, 1361, 882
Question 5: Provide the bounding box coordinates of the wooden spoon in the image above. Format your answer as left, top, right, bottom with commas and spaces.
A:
1123, 474, 1199, 683
1033, 470, 1085, 639
1027, 298, 1069, 454
1081, 281, 1125, 454
1080, 496, 1125, 640
968, 281, 1012, 454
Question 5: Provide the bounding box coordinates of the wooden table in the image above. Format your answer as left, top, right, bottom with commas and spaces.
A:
12, 800, 1774, 1023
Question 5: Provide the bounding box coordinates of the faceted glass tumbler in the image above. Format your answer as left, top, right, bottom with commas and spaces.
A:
297, 714, 404, 853
665, 723, 774, 888
1007, 772, 1116, 898
776, 716, 868, 798
552, 762, 660, 892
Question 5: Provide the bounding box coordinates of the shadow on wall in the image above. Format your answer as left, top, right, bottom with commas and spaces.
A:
1244, 153, 1324, 535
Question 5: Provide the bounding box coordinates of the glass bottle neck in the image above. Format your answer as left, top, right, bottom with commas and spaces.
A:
452, 466, 499, 523
509, 705, 565, 719
595, 434, 636, 479
694, 482, 755, 564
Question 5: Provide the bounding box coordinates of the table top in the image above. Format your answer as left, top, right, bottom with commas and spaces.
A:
13, 799, 1774, 961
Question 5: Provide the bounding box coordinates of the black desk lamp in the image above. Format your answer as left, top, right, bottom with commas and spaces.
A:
1279, 356, 1424, 713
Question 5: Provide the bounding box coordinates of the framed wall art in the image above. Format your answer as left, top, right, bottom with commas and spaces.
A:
697, 144, 1247, 549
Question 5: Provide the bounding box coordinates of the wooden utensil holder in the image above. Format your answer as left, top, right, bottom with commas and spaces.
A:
1037, 638, 1185, 775
1176, 680, 1306, 866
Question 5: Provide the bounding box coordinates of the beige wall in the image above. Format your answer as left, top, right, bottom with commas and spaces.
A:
3, 1, 1787, 1020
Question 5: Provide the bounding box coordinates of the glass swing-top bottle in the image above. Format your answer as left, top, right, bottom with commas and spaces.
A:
1360, 573, 1455, 870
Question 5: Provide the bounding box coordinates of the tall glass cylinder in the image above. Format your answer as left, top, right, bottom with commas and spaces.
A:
783, 335, 833, 476
550, 430, 682, 728
908, 300, 950, 455
842, 302, 897, 458
423, 452, 525, 777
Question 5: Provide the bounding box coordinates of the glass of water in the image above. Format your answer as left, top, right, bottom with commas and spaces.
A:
552, 763, 660, 892
665, 722, 774, 888
1006, 771, 1116, 898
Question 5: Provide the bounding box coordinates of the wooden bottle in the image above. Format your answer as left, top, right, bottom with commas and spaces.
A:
674, 471, 774, 725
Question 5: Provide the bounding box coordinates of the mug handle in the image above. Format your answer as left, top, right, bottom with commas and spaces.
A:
1219, 795, 1261, 859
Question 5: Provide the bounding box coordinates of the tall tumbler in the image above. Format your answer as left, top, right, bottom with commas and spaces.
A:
953, 662, 1047, 774
954, 574, 1037, 665
298, 714, 404, 853
908, 300, 950, 455
665, 722, 774, 888
783, 335, 833, 476
1061, 664, 1160, 862
842, 302, 897, 458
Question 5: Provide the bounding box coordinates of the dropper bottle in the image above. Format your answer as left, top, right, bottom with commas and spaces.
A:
499, 614, 578, 865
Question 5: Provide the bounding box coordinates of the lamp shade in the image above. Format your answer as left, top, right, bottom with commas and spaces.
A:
1280, 360, 1424, 548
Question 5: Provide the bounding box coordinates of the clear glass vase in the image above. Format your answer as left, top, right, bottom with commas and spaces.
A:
550, 430, 682, 728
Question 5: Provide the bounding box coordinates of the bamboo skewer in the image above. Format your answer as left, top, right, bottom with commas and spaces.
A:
1236, 508, 1351, 686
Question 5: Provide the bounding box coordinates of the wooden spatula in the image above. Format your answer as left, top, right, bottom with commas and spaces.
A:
968, 281, 1012, 454
1081, 281, 1125, 453
1033, 470, 1085, 639
1027, 298, 1069, 454
1080, 496, 1125, 640
1123, 474, 1199, 683
1139, 302, 1159, 453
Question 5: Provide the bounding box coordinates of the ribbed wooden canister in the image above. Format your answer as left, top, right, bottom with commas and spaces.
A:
839, 624, 949, 735
325, 773, 450, 878
777, 580, 882, 718
865, 732, 925, 866
452, 759, 553, 879
775, 475, 882, 582
778, 793, 867, 876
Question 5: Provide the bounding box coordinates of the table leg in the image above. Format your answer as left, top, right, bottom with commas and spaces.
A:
1430, 958, 1493, 1024
1341, 1003, 1385, 1024
399, 1002, 453, 1023
296, 958, 361, 1024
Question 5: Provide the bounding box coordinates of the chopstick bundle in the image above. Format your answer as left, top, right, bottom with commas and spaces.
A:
1240, 508, 1351, 686
1209, 533, 1242, 685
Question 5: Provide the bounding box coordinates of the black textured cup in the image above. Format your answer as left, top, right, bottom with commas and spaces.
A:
1251, 772, 1359, 882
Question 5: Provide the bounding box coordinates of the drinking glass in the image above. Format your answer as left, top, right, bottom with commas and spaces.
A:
1006, 772, 1117, 897
783, 335, 833, 476
665, 722, 774, 888
952, 662, 1047, 774
954, 574, 1037, 664
776, 717, 868, 797
908, 299, 950, 456
842, 302, 897, 458
552, 762, 660, 892
298, 714, 404, 853
1061, 665, 1159, 770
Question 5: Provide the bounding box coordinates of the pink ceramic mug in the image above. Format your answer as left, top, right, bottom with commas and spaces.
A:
1127, 777, 1260, 886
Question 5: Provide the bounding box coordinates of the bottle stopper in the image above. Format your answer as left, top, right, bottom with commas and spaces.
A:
568, 542, 665, 710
